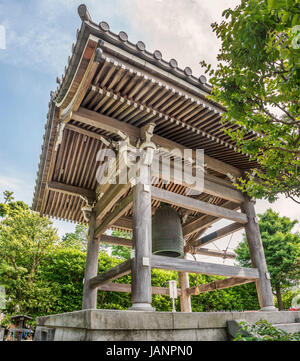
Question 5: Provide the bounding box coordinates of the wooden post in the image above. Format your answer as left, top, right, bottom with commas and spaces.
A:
82, 211, 100, 309
178, 255, 192, 312
241, 196, 277, 311
130, 162, 154, 311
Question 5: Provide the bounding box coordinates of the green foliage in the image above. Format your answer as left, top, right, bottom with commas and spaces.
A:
39, 247, 86, 314
278, 288, 300, 310
234, 319, 300, 341
235, 209, 300, 309
189, 273, 259, 312
110, 229, 131, 260
0, 199, 29, 218
61, 223, 88, 251
3, 191, 14, 204
0, 192, 60, 317
202, 0, 300, 203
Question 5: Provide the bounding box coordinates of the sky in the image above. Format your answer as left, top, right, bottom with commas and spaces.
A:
0, 0, 299, 264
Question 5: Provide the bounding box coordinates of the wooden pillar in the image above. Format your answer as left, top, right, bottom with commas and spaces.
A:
241, 196, 277, 311
82, 211, 100, 309
130, 162, 154, 311
178, 256, 192, 312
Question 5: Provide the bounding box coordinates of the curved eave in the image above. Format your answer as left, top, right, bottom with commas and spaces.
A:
52, 20, 224, 116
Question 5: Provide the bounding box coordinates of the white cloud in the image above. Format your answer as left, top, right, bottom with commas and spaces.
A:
120, 0, 240, 76
0, 175, 33, 205
0, 0, 241, 76
0, 0, 76, 75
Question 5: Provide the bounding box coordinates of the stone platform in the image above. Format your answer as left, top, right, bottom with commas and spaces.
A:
34, 309, 300, 341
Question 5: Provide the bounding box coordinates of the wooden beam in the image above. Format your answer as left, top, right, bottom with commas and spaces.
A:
151, 255, 259, 279
152, 159, 243, 204
187, 277, 255, 295
202, 177, 243, 203
100, 236, 236, 259
73, 107, 139, 143
151, 186, 247, 223
47, 181, 95, 201
112, 216, 133, 230
94, 183, 131, 221
97, 282, 182, 296
188, 248, 236, 259
100, 234, 132, 247
189, 222, 244, 249
65, 123, 111, 145
183, 202, 239, 238
94, 192, 133, 236
72, 107, 242, 177
89, 259, 132, 289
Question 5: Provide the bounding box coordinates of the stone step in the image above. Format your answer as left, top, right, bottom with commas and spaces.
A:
273, 323, 300, 333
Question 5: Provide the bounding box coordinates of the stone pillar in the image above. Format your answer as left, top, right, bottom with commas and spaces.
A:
241, 196, 276, 311
130, 161, 154, 311
82, 211, 100, 309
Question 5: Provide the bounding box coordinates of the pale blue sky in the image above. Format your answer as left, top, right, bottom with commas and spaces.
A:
0, 0, 299, 259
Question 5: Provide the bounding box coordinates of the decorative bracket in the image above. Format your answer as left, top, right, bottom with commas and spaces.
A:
139, 122, 157, 166
80, 197, 96, 222
55, 121, 66, 151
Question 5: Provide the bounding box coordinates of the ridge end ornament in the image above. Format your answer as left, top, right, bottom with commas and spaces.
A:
78, 4, 92, 22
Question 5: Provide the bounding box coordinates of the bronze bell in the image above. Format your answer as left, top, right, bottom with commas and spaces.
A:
152, 203, 184, 258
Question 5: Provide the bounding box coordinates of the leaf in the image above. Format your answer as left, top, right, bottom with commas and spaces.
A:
292, 14, 300, 27
268, 0, 275, 11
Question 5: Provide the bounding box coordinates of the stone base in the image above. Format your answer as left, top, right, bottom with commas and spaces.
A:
34, 309, 300, 341
260, 306, 278, 312
129, 303, 156, 312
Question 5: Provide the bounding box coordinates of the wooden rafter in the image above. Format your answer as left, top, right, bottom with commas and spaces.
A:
47, 181, 95, 201
72, 107, 242, 178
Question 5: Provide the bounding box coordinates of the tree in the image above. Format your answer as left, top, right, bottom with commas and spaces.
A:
3, 191, 14, 204
235, 209, 300, 310
0, 192, 60, 316
201, 0, 300, 203
110, 229, 131, 260
61, 223, 88, 251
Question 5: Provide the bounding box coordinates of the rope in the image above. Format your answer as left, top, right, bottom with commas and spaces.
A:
223, 232, 234, 263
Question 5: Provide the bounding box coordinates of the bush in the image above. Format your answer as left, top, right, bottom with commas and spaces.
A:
234, 320, 300, 341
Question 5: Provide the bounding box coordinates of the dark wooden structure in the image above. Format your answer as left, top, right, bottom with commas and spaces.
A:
8, 314, 33, 341
32, 4, 276, 312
